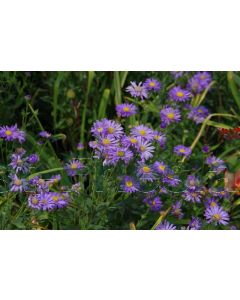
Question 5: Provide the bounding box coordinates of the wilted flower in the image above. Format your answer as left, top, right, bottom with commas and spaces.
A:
39, 131, 51, 138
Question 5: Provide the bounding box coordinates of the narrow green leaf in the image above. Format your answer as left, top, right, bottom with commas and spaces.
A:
228, 71, 240, 112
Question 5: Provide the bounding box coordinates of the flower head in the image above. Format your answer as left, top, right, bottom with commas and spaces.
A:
206, 155, 226, 174
0, 124, 26, 143
116, 103, 137, 118
143, 78, 161, 92
137, 162, 155, 182
144, 195, 162, 211
9, 154, 29, 174
10, 174, 27, 193
187, 217, 202, 230
136, 139, 155, 161
204, 206, 229, 225
155, 220, 176, 230
171, 201, 183, 219
130, 125, 154, 141
168, 86, 192, 102
39, 131, 51, 138
174, 145, 192, 157
27, 154, 39, 164
153, 161, 167, 175
188, 105, 210, 124
126, 81, 148, 100
65, 159, 84, 176
120, 176, 139, 193
160, 106, 181, 126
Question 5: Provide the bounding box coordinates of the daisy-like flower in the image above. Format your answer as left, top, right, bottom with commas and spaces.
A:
160, 106, 181, 127
159, 186, 168, 194
50, 192, 69, 209
116, 103, 137, 118
171, 71, 184, 79
28, 194, 41, 210
183, 189, 202, 203
102, 119, 124, 138
153, 161, 168, 175
171, 201, 183, 219
155, 220, 176, 230
39, 131, 51, 138
168, 86, 192, 102
65, 159, 84, 176
136, 139, 155, 161
130, 125, 154, 141
187, 72, 212, 94
153, 131, 166, 148
174, 145, 192, 157
162, 170, 180, 187
187, 105, 210, 124
187, 217, 202, 230
99, 135, 118, 150
48, 174, 61, 186
0, 124, 26, 143
204, 205, 229, 225
9, 154, 29, 174
206, 155, 226, 174
121, 135, 138, 148
205, 197, 219, 208
106, 147, 133, 165
27, 154, 39, 164
38, 192, 55, 210
143, 195, 162, 211
208, 188, 230, 199
10, 174, 27, 193
91, 119, 107, 137
137, 162, 155, 182
126, 81, 148, 100
120, 176, 139, 193
143, 78, 161, 92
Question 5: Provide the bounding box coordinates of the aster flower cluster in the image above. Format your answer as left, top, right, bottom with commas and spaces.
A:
0, 124, 26, 143
126, 78, 161, 100
187, 72, 212, 94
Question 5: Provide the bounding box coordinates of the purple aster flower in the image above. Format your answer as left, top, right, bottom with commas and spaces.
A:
171, 201, 183, 219
137, 162, 155, 182
174, 145, 192, 157
9, 154, 29, 174
208, 188, 230, 199
153, 131, 166, 148
39, 131, 51, 138
116, 103, 137, 118
105, 147, 133, 165
136, 139, 155, 161
187, 217, 202, 230
168, 86, 192, 102
144, 196, 162, 211
28, 194, 41, 210
153, 161, 167, 175
187, 72, 212, 94
0, 124, 26, 143
185, 175, 200, 189
50, 192, 69, 209
202, 145, 210, 153
102, 119, 124, 138
143, 78, 161, 92
121, 135, 138, 148
171, 71, 184, 79
204, 205, 229, 225
77, 142, 84, 150
206, 155, 226, 174
10, 174, 27, 193
64, 159, 84, 176
155, 220, 176, 230
160, 106, 181, 127
205, 197, 219, 208
91, 119, 107, 137
162, 170, 180, 187
130, 125, 154, 141
89, 140, 99, 149
183, 189, 202, 203
38, 192, 55, 210
120, 176, 139, 193
126, 81, 148, 100
15, 148, 26, 156
99, 135, 118, 150
27, 154, 39, 164
187, 106, 210, 124
231, 226, 237, 230
159, 186, 168, 194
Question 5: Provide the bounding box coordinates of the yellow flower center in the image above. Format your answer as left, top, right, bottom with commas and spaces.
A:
14, 179, 22, 186
97, 127, 103, 132
130, 138, 137, 143
52, 196, 59, 202
108, 127, 115, 134
32, 197, 39, 205
123, 107, 130, 112
71, 163, 78, 169
126, 181, 133, 187
179, 149, 186, 153
38, 179, 45, 185
17, 159, 23, 165
210, 202, 217, 207
102, 138, 110, 145
152, 201, 156, 205
149, 82, 155, 87
176, 91, 184, 97
154, 135, 160, 140
168, 175, 173, 179
213, 213, 221, 221
135, 86, 142, 92
5, 130, 12, 136
159, 165, 165, 171
197, 109, 203, 113
139, 129, 146, 136
142, 166, 150, 173
140, 146, 146, 152
117, 151, 124, 157
167, 113, 174, 119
